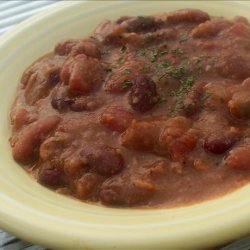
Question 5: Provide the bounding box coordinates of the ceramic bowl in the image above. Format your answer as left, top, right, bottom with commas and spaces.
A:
0, 1, 250, 249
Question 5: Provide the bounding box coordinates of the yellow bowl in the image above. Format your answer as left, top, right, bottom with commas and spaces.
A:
0, 1, 250, 249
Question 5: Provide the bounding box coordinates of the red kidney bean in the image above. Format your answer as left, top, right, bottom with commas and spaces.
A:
38, 166, 64, 187
128, 75, 158, 112
224, 140, 250, 170
203, 132, 239, 154
125, 16, 163, 33
54, 39, 79, 55
51, 86, 73, 111
12, 116, 61, 163
167, 9, 210, 24
100, 107, 134, 132
80, 144, 124, 176
60, 54, 104, 94
100, 175, 155, 206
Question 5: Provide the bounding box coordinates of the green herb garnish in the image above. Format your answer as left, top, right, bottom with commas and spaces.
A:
123, 79, 133, 89
179, 33, 190, 43
104, 68, 112, 73
121, 45, 127, 52
123, 68, 131, 75
142, 64, 150, 73
171, 48, 184, 56
117, 56, 125, 64
156, 61, 171, 68
156, 96, 167, 105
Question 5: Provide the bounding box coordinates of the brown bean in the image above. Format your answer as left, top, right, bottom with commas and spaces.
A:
55, 39, 101, 58
124, 16, 163, 33
167, 9, 210, 24
51, 85, 73, 112
128, 75, 158, 112
38, 165, 64, 187
203, 131, 239, 154
54, 39, 79, 55
76, 173, 101, 199
80, 144, 124, 176
122, 116, 168, 151
191, 18, 232, 38
100, 107, 134, 132
216, 52, 250, 80
100, 175, 155, 206
224, 140, 250, 170
60, 54, 104, 94
12, 116, 60, 163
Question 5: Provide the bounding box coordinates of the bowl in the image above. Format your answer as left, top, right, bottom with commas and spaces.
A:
0, 1, 250, 249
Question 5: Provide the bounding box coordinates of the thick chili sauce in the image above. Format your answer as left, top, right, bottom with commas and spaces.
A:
10, 9, 250, 207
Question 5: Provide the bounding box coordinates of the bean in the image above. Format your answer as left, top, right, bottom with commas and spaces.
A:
128, 75, 158, 112
12, 116, 60, 163
224, 140, 250, 170
100, 175, 155, 206
203, 132, 239, 154
60, 54, 104, 94
167, 9, 210, 24
38, 166, 64, 187
80, 144, 124, 176
125, 16, 163, 33
100, 107, 134, 132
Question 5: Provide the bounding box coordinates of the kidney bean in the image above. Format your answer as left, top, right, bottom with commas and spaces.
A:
166, 9, 210, 24
142, 161, 168, 178
70, 96, 100, 112
100, 175, 155, 206
191, 18, 232, 38
40, 132, 70, 161
168, 133, 198, 160
11, 108, 35, 130
60, 54, 104, 94
100, 107, 134, 132
93, 19, 124, 45
64, 156, 87, 177
55, 39, 79, 55
76, 173, 101, 199
55, 38, 101, 58
124, 16, 163, 33
228, 90, 250, 119
80, 144, 124, 176
224, 140, 250, 170
70, 39, 101, 58
51, 86, 73, 111
216, 52, 250, 80
159, 116, 198, 160
47, 69, 60, 85
116, 16, 131, 24
12, 116, 60, 163
122, 116, 168, 151
203, 131, 239, 154
38, 165, 64, 187
104, 59, 143, 93
128, 75, 158, 112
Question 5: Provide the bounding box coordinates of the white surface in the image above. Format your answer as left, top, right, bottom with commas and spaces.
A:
0, 1, 59, 35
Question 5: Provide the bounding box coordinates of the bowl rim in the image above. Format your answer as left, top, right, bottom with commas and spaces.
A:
0, 1, 250, 249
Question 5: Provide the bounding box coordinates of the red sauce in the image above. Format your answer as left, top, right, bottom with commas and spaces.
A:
9, 9, 250, 207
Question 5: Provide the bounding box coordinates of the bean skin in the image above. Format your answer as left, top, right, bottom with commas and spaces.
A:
128, 75, 158, 112
203, 132, 239, 154
12, 116, 61, 163
100, 107, 134, 132
80, 144, 124, 176
38, 166, 64, 187
60, 54, 104, 94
